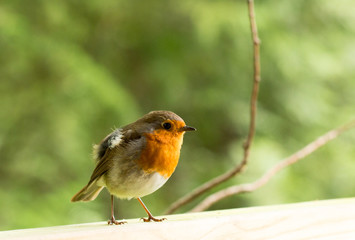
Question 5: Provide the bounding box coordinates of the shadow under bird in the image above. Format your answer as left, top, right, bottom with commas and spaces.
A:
71, 110, 196, 224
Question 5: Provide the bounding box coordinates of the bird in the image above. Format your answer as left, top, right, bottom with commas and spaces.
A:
71, 110, 196, 225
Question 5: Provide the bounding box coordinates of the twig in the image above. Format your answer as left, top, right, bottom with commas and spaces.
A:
164, 0, 261, 215
189, 120, 355, 212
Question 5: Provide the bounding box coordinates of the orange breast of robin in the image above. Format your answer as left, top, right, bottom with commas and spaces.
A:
137, 129, 184, 178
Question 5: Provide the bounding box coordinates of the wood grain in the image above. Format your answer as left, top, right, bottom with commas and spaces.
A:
2, 198, 355, 240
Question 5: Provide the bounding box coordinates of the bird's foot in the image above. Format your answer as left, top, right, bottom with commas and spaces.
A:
108, 216, 127, 225
141, 215, 167, 222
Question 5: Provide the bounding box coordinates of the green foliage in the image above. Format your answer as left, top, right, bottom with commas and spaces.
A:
0, 0, 354, 230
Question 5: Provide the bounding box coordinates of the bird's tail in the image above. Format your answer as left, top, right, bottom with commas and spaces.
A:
71, 181, 104, 202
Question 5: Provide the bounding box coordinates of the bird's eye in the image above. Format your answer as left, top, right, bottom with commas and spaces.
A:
162, 122, 172, 130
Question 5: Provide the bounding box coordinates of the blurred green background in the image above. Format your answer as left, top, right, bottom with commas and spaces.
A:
1, 0, 354, 231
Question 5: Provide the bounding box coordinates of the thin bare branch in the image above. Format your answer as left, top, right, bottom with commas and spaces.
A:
189, 120, 355, 212
164, 0, 261, 215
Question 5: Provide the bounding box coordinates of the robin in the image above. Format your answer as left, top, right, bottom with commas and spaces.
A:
71, 110, 196, 224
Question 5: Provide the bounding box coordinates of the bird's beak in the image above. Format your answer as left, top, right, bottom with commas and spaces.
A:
179, 126, 196, 132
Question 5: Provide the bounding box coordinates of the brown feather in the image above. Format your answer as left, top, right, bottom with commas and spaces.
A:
71, 181, 104, 202
87, 128, 143, 186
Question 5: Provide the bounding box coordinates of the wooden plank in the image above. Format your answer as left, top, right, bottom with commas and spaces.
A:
2, 198, 355, 240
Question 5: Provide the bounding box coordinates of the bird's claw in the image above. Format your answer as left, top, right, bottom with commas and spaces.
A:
108, 217, 127, 225
141, 216, 167, 222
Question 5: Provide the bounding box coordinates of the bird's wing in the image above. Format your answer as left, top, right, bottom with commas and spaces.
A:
87, 128, 142, 185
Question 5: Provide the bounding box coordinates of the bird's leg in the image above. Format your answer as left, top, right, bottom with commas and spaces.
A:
108, 195, 126, 225
137, 197, 167, 222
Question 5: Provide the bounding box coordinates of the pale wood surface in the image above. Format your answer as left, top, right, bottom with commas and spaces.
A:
2, 198, 355, 240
